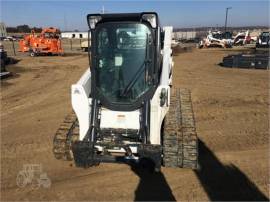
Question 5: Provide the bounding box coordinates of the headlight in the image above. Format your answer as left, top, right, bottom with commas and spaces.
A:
87, 15, 102, 29
142, 13, 157, 28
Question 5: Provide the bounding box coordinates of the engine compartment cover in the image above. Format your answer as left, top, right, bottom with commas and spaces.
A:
100, 109, 140, 130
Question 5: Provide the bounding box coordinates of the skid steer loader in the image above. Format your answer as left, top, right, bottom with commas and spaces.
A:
53, 12, 198, 171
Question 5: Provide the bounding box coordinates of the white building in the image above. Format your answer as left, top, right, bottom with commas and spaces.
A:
0, 22, 7, 38
61, 32, 89, 39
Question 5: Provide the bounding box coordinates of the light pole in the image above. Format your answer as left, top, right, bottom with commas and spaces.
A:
224, 7, 232, 32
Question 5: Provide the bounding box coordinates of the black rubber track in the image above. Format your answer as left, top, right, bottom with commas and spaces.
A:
163, 88, 198, 169
52, 112, 79, 161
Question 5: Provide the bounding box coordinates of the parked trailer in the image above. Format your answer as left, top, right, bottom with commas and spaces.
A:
222, 54, 269, 69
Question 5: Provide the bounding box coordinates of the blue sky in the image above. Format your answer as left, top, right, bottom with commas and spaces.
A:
1, 1, 269, 31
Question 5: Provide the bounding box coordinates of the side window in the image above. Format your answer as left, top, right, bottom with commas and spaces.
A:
97, 28, 109, 54
97, 28, 109, 69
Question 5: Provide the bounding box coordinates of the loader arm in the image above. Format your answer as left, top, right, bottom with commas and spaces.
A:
71, 68, 92, 140
150, 26, 173, 144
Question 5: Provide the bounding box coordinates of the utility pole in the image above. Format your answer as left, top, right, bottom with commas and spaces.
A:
224, 7, 232, 32
101, 6, 108, 14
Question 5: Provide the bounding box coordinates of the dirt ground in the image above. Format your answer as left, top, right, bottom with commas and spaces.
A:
1, 46, 269, 201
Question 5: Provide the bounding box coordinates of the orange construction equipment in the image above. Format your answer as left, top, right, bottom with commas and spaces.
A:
19, 27, 63, 56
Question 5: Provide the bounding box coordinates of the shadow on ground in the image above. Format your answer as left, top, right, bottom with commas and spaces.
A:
195, 139, 269, 201
129, 159, 176, 201
129, 140, 269, 201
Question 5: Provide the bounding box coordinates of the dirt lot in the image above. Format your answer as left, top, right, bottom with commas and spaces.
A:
1, 46, 269, 201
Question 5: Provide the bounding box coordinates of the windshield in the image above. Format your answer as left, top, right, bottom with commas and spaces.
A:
222, 32, 232, 39
261, 32, 270, 37
95, 23, 154, 103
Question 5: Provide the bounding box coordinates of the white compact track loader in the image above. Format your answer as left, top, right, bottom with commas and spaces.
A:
233, 30, 251, 46
53, 12, 198, 171
198, 30, 233, 48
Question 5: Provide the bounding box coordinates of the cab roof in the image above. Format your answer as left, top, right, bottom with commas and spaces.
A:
87, 12, 160, 28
